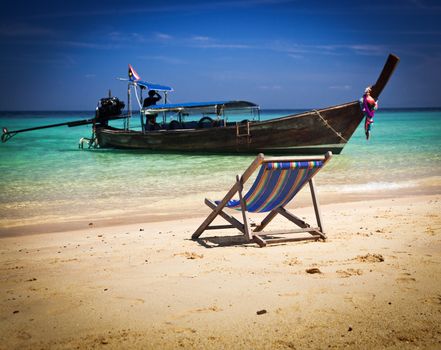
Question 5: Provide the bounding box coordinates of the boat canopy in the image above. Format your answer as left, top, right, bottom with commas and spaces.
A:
134, 80, 174, 92
145, 100, 258, 112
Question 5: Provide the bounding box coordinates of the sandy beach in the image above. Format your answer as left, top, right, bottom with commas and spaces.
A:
1, 193, 440, 349
2, 0, 441, 348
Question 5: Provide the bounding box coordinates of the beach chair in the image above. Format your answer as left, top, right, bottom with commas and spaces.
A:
192, 152, 332, 247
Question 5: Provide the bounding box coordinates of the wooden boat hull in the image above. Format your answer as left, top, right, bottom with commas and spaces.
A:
95, 101, 363, 154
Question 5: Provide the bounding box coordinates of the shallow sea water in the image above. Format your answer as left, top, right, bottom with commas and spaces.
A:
1, 109, 440, 230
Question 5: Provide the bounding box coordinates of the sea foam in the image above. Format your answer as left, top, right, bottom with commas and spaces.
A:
337, 181, 417, 193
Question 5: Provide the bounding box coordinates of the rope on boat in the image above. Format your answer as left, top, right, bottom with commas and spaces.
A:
312, 109, 348, 143
133, 84, 143, 109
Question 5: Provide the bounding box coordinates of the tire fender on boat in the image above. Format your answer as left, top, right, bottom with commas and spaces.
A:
198, 117, 213, 128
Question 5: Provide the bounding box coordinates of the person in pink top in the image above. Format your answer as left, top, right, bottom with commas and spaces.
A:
361, 86, 378, 140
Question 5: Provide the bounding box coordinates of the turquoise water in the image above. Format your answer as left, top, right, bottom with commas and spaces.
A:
1, 109, 440, 230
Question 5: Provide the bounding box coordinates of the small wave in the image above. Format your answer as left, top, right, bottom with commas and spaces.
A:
330, 181, 417, 193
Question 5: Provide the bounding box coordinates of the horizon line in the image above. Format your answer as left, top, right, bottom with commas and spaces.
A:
1, 106, 441, 113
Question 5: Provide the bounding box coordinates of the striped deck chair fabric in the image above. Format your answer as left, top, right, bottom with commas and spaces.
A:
192, 152, 332, 247
220, 160, 324, 213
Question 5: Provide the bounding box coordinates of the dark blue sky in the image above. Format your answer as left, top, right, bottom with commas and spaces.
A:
0, 0, 440, 110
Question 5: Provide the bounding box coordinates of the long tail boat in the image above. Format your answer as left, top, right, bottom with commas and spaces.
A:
95, 54, 399, 154
2, 55, 399, 154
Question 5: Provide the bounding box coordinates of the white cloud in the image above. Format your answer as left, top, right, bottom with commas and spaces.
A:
139, 55, 185, 65
287, 53, 304, 59
155, 32, 173, 40
191, 36, 212, 41
347, 44, 386, 56
0, 23, 53, 37
259, 85, 282, 90
57, 40, 120, 50
329, 85, 352, 90
23, 1, 298, 20
191, 41, 254, 49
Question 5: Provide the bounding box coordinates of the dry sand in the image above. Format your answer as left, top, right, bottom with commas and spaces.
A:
1, 194, 441, 349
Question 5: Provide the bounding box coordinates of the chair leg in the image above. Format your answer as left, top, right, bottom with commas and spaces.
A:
237, 175, 253, 241
192, 153, 264, 240
277, 207, 310, 228
204, 199, 246, 234
252, 235, 267, 247
253, 209, 278, 232
309, 178, 325, 237
192, 180, 242, 240
192, 203, 225, 239
255, 207, 310, 233
192, 176, 252, 242
192, 214, 215, 240
253, 205, 325, 243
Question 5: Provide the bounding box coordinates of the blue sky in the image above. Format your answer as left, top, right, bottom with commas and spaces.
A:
0, 0, 440, 110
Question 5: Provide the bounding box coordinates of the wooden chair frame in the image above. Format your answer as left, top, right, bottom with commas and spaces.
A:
192, 152, 332, 247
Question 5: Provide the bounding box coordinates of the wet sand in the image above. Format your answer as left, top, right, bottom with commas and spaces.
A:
1, 195, 441, 349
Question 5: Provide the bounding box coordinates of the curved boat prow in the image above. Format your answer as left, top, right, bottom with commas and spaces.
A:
370, 54, 400, 100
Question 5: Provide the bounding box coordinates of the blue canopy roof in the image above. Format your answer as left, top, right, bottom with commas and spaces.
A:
135, 80, 173, 92
146, 100, 258, 111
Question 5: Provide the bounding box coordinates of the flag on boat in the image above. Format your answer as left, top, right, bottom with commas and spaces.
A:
128, 64, 140, 81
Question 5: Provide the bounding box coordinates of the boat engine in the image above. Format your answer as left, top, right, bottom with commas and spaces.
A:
79, 95, 126, 149
96, 97, 125, 121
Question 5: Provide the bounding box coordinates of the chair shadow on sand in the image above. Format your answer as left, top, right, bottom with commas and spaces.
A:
194, 232, 326, 248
